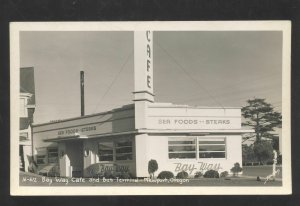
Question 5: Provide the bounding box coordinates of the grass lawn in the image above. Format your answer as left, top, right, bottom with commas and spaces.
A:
242, 165, 282, 178
19, 165, 282, 187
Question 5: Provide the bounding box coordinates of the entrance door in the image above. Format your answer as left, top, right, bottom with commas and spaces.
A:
66, 141, 84, 177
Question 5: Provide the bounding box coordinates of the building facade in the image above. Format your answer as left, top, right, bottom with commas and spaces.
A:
32, 102, 250, 177
31, 31, 252, 177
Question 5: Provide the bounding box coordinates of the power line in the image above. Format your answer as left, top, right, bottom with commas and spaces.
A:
93, 50, 133, 113
155, 41, 224, 108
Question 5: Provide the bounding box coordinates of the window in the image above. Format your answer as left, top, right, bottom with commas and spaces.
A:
37, 155, 46, 165
98, 142, 114, 161
198, 139, 226, 158
168, 137, 226, 159
98, 138, 133, 162
168, 137, 196, 159
115, 140, 133, 160
36, 148, 47, 165
48, 148, 58, 163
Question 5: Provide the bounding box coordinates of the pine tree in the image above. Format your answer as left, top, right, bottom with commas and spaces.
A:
242, 98, 282, 142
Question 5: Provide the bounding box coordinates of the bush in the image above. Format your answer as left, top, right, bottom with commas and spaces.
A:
194, 171, 203, 178
148, 159, 158, 179
157, 171, 174, 179
176, 171, 189, 179
104, 171, 115, 178
230, 162, 243, 176
253, 141, 274, 164
203, 170, 219, 178
116, 171, 132, 179
97, 171, 133, 179
220, 171, 229, 178
277, 154, 282, 165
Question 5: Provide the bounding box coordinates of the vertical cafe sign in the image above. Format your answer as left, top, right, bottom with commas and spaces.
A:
134, 31, 154, 101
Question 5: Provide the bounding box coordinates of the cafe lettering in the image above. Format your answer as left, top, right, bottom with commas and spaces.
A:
32, 31, 252, 178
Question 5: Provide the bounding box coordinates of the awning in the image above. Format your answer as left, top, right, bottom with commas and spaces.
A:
44, 131, 138, 142
44, 134, 88, 142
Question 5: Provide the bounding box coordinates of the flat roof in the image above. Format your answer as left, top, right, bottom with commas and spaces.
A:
149, 102, 242, 109
33, 103, 134, 127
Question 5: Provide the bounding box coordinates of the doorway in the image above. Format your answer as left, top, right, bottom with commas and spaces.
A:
66, 141, 84, 177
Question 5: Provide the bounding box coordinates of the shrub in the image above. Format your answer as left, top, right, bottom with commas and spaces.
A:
194, 171, 203, 178
253, 141, 273, 164
220, 171, 229, 178
230, 162, 243, 176
176, 171, 189, 179
148, 159, 158, 179
277, 154, 282, 165
106, 171, 116, 179
157, 171, 174, 179
116, 171, 132, 179
203, 170, 219, 178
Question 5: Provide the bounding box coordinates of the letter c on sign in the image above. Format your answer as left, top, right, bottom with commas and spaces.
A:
146, 31, 151, 42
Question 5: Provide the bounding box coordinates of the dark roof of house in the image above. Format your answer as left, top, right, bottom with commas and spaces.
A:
20, 118, 31, 130
20, 67, 35, 105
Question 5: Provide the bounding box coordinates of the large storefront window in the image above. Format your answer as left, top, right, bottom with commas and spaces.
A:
168, 137, 196, 159
98, 138, 133, 162
48, 148, 59, 163
116, 140, 133, 160
168, 137, 226, 159
37, 155, 46, 165
98, 142, 114, 161
36, 148, 47, 165
198, 139, 226, 158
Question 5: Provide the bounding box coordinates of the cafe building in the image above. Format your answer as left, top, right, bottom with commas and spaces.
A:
32, 31, 252, 178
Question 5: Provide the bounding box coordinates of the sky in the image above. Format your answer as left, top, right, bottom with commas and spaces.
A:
20, 31, 283, 124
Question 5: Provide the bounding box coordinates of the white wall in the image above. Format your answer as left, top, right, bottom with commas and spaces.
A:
135, 134, 242, 177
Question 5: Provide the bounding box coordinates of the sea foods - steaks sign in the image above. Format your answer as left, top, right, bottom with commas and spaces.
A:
57, 125, 97, 136
148, 117, 241, 129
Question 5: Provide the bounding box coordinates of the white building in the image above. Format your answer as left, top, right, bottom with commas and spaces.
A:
32, 31, 252, 177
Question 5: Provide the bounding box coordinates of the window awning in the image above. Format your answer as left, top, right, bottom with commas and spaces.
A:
43, 131, 138, 142
44, 134, 88, 142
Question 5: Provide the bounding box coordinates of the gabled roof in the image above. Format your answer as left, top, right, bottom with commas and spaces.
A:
20, 67, 35, 105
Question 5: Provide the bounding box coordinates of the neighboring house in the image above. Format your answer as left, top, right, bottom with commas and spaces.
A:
20, 67, 35, 172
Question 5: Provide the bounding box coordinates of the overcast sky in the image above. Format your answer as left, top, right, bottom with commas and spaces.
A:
20, 31, 282, 124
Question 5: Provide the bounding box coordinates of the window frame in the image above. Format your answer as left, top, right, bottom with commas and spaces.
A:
47, 147, 59, 164
97, 137, 134, 163
168, 136, 227, 160
36, 155, 46, 165
198, 138, 226, 159
168, 137, 197, 159
36, 147, 47, 165
98, 141, 114, 162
